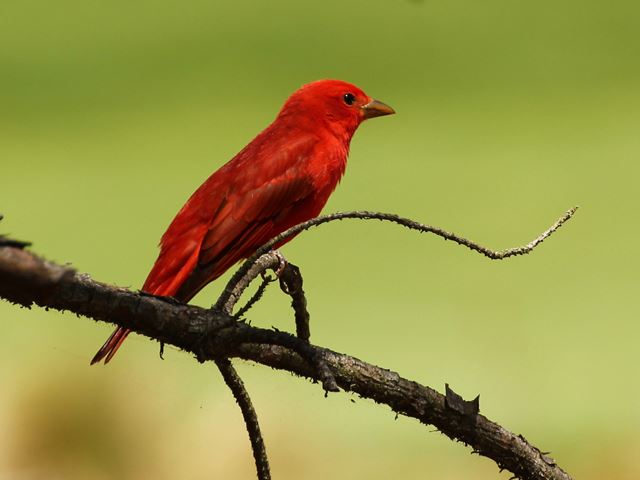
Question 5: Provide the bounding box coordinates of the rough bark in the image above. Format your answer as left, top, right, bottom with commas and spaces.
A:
0, 244, 572, 480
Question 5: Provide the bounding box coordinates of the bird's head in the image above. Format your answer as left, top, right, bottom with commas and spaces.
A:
278, 79, 395, 141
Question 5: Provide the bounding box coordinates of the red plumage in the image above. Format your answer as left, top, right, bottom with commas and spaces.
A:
91, 79, 394, 364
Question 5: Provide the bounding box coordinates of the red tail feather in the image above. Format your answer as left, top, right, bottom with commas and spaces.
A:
90, 327, 131, 365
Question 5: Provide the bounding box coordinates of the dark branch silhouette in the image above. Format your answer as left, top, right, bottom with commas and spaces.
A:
215, 254, 316, 480
0, 209, 577, 480
216, 358, 271, 480
215, 208, 578, 311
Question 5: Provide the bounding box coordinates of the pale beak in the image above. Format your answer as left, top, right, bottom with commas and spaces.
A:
361, 99, 395, 119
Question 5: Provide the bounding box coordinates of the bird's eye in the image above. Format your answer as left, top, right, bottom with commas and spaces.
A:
343, 93, 356, 106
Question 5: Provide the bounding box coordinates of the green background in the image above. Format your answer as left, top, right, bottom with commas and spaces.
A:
2, 0, 638, 478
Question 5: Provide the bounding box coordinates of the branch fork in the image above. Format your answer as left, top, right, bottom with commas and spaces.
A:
0, 208, 578, 480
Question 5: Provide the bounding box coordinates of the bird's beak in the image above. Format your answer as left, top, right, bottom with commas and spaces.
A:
361, 99, 395, 119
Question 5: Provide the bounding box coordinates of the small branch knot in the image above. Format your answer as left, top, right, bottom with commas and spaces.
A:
445, 384, 480, 418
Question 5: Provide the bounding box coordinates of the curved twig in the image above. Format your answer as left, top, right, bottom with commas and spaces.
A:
234, 275, 274, 319
220, 251, 282, 314
278, 263, 311, 342
213, 252, 332, 478
218, 251, 337, 392
214, 251, 277, 480
216, 358, 271, 480
216, 207, 578, 311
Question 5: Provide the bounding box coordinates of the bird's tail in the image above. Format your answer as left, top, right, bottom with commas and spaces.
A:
90, 327, 131, 365
90, 235, 200, 365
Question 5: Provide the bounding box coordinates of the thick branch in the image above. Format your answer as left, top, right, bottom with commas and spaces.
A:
0, 244, 573, 480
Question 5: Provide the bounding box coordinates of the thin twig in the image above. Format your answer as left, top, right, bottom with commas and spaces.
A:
0, 235, 32, 249
216, 358, 271, 480
214, 252, 278, 480
279, 263, 311, 342
216, 207, 578, 311
218, 252, 282, 313
213, 252, 335, 480
216, 251, 337, 391
0, 216, 31, 249
234, 275, 274, 319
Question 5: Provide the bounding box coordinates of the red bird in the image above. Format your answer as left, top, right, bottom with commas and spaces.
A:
91, 79, 394, 364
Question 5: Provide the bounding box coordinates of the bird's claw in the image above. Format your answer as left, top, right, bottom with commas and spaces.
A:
260, 250, 288, 281
272, 249, 288, 277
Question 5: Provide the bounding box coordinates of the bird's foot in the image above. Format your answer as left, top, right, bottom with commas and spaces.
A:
272, 249, 288, 277
260, 249, 288, 281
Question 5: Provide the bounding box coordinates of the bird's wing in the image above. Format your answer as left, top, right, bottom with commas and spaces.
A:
141, 220, 208, 297
174, 163, 316, 300
199, 170, 313, 264
143, 134, 318, 301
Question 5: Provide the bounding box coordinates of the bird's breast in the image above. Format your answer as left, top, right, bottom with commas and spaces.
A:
307, 140, 349, 197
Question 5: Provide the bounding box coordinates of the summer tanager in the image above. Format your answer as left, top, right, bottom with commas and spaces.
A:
91, 79, 394, 364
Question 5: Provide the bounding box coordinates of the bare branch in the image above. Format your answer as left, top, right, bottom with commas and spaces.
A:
278, 263, 311, 342
219, 251, 282, 314
216, 207, 578, 311
216, 358, 271, 480
217, 266, 274, 480
0, 240, 574, 480
233, 275, 274, 319
0, 214, 31, 249
215, 251, 337, 392
214, 251, 324, 477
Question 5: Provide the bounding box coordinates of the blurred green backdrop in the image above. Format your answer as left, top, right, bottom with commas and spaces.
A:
1, 0, 639, 478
